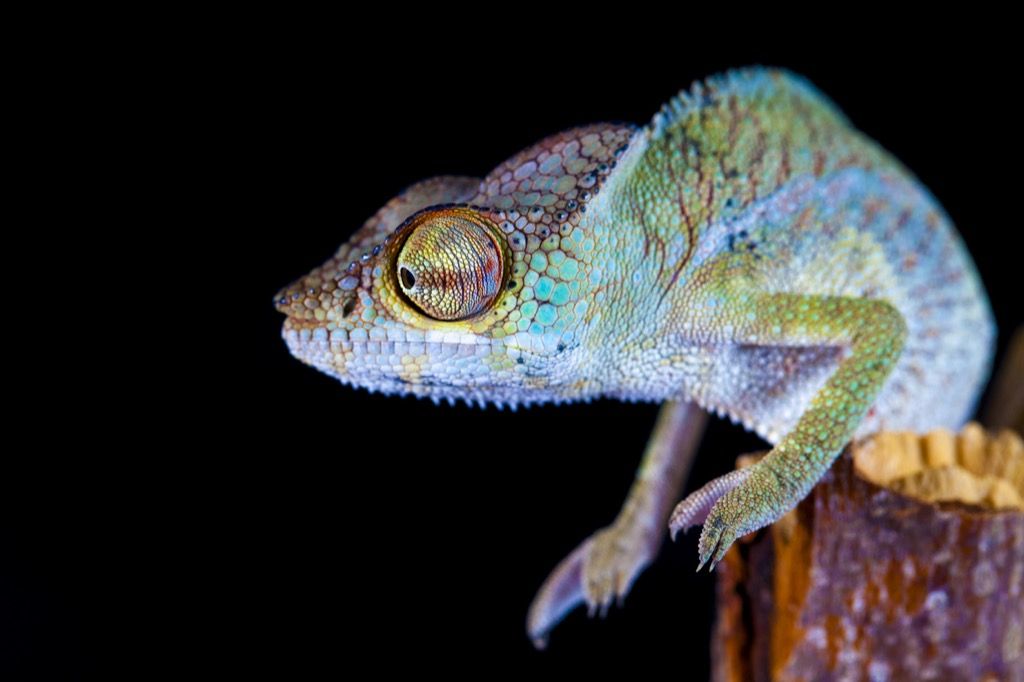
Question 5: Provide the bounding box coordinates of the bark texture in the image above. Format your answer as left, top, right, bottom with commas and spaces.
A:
713, 424, 1024, 682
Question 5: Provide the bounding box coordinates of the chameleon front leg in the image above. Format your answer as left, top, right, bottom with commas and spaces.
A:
669, 292, 908, 570
527, 400, 707, 648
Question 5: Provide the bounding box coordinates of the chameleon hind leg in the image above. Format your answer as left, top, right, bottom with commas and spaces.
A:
669, 292, 907, 570
526, 400, 707, 648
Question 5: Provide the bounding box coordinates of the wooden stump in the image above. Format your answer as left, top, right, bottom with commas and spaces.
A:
713, 424, 1024, 682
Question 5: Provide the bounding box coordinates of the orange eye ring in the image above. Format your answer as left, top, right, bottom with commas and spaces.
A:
388, 207, 508, 321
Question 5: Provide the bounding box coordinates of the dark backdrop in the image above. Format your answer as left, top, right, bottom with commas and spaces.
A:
2, 26, 1020, 678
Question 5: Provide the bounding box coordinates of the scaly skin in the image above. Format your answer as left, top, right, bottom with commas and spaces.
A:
275, 68, 995, 644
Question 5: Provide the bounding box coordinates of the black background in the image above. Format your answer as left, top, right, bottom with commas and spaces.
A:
2, 23, 1021, 678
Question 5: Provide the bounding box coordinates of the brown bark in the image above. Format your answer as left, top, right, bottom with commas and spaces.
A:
713, 424, 1024, 682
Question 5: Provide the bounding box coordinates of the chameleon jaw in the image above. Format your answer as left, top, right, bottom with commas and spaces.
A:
280, 320, 607, 409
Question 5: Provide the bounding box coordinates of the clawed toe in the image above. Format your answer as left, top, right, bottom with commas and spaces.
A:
695, 515, 734, 572
668, 468, 752, 541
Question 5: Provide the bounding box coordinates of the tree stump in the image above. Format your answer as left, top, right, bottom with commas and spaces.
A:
712, 424, 1024, 682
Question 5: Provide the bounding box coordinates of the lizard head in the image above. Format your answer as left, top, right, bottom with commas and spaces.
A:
275, 125, 640, 407
274, 177, 595, 408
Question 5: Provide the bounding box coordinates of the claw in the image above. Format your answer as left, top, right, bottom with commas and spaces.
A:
668, 468, 751, 541
702, 545, 720, 572
693, 495, 742, 572
696, 531, 715, 572
693, 484, 753, 571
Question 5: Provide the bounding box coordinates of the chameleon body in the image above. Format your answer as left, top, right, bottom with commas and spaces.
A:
276, 68, 995, 644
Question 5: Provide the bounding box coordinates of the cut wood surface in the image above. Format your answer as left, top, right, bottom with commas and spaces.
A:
713, 424, 1024, 682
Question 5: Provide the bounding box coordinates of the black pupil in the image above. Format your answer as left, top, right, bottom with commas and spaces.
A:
399, 267, 416, 289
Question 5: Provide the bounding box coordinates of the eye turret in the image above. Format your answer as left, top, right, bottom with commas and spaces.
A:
394, 209, 506, 321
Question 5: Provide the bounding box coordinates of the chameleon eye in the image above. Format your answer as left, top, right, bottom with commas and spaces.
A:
395, 209, 506, 321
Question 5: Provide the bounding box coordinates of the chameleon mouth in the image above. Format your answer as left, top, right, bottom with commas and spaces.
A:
282, 323, 499, 359
279, 322, 575, 408
281, 322, 502, 380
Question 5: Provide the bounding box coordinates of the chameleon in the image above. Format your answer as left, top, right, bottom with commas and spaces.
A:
274, 67, 995, 647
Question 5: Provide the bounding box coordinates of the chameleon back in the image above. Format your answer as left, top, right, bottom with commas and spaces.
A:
604, 69, 995, 440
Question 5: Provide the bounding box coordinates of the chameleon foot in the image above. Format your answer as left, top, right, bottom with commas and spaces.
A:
528, 401, 704, 646
668, 468, 751, 541
695, 500, 746, 572
526, 520, 658, 648
680, 463, 800, 571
